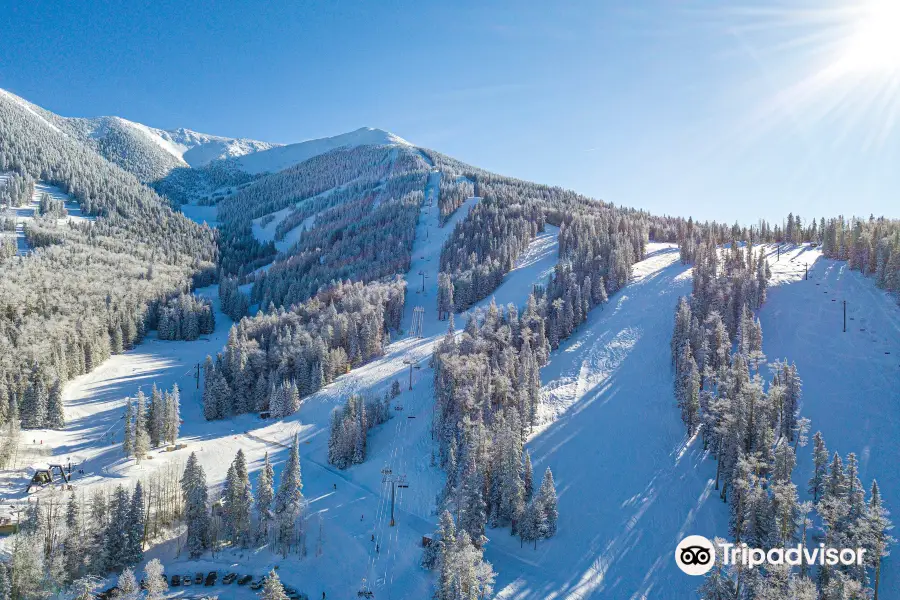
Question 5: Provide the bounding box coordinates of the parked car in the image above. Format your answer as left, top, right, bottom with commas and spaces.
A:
284, 586, 302, 600
250, 576, 265, 590
223, 572, 237, 584
205, 571, 217, 586
182, 574, 193, 586
170, 574, 181, 587
194, 572, 204, 585
237, 574, 252, 585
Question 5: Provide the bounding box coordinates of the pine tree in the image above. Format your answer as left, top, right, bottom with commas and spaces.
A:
0, 562, 11, 600
104, 485, 131, 571
866, 480, 895, 600
537, 467, 558, 538
122, 398, 134, 457
127, 481, 146, 566
223, 449, 253, 547
274, 435, 303, 554
117, 568, 139, 600
133, 391, 149, 462
457, 457, 487, 547
435, 510, 457, 597
148, 384, 164, 447
808, 431, 829, 502
181, 452, 210, 558
63, 491, 83, 582
256, 452, 275, 542
47, 380, 65, 429
523, 451, 534, 503
165, 384, 181, 445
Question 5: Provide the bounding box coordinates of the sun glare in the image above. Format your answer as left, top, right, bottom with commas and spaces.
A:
840, 0, 900, 73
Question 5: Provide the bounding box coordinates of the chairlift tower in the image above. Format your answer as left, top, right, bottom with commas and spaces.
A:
410, 306, 424, 338
381, 470, 409, 527
401, 357, 420, 390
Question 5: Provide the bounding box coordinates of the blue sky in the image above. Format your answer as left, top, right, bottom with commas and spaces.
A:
2, 0, 899, 223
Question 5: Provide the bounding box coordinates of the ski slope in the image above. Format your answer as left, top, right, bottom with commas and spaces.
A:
486, 245, 729, 600
759, 244, 900, 595
0, 176, 93, 255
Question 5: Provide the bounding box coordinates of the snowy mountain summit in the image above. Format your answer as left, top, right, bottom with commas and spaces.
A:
231, 126, 412, 174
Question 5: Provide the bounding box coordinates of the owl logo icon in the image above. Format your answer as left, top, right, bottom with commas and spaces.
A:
675, 535, 716, 575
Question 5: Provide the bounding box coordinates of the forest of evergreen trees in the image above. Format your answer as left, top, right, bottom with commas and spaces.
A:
0, 92, 217, 431
0, 172, 33, 207
202, 278, 405, 421
327, 392, 392, 469
672, 240, 894, 599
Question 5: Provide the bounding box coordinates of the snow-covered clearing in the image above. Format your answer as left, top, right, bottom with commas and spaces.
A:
180, 202, 219, 228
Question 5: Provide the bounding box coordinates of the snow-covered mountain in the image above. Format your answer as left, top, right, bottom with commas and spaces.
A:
0, 88, 411, 187
54, 115, 278, 181
232, 126, 411, 175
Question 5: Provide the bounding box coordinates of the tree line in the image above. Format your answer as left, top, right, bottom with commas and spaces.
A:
327, 391, 394, 469
121, 383, 182, 461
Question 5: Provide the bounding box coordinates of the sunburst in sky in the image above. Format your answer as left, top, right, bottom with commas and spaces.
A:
726, 0, 900, 150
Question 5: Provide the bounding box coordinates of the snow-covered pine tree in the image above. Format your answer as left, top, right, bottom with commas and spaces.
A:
126, 481, 146, 566
181, 452, 210, 558
122, 398, 134, 456
47, 380, 65, 429
274, 435, 303, 554
537, 467, 558, 538
259, 569, 289, 600
523, 451, 534, 503
104, 484, 131, 571
0, 561, 11, 600
223, 449, 253, 547
143, 558, 168, 600
116, 568, 139, 600
133, 390, 149, 462
148, 384, 164, 447
202, 356, 219, 420
866, 480, 895, 600
256, 452, 275, 543
165, 384, 181, 444
63, 491, 84, 582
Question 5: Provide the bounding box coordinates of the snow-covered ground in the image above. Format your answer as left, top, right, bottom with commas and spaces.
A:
17, 176, 558, 598
759, 243, 900, 595
18, 189, 899, 600
234, 127, 411, 175
180, 203, 219, 228
486, 244, 729, 600
0, 175, 93, 255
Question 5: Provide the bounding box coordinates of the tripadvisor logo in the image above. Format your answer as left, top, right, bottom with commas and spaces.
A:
675, 535, 716, 576
675, 535, 868, 576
